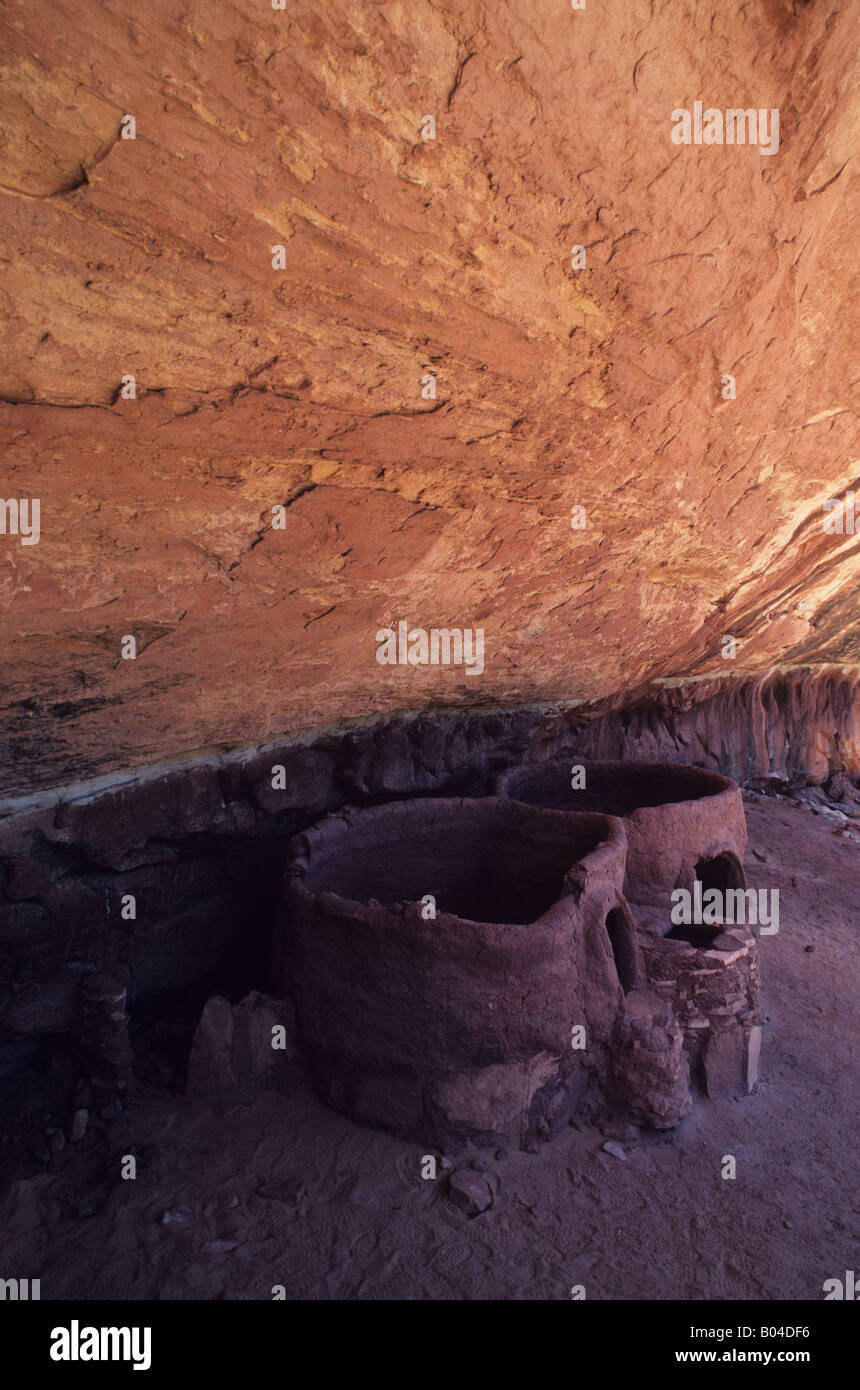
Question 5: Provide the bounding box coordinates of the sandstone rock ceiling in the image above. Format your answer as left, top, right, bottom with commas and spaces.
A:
0, 0, 857, 795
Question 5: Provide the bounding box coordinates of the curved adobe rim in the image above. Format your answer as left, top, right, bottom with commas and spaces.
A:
494, 758, 740, 816
284, 795, 629, 930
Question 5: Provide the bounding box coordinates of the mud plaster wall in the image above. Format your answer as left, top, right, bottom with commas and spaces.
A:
493, 756, 760, 1103
277, 798, 632, 1149
494, 759, 748, 907
0, 668, 856, 1049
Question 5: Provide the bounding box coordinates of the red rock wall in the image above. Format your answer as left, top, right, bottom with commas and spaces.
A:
1, 1, 858, 795
553, 665, 860, 784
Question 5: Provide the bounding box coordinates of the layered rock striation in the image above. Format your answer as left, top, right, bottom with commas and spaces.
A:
0, 0, 857, 792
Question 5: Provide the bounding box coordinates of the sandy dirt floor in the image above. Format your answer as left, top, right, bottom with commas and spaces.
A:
1, 791, 857, 1300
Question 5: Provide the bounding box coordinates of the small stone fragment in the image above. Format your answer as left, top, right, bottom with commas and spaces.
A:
711, 931, 746, 952
602, 1140, 628, 1161
745, 1025, 762, 1093
69, 1109, 88, 1143
448, 1169, 493, 1216
160, 1205, 193, 1225
257, 1175, 306, 1207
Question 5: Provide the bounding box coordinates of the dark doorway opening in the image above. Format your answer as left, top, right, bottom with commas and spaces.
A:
666, 852, 745, 946
666, 922, 721, 948
605, 907, 639, 993
694, 852, 745, 895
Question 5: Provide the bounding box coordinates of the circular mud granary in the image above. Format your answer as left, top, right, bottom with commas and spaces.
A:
496, 758, 761, 1100
276, 797, 643, 1151
495, 758, 747, 910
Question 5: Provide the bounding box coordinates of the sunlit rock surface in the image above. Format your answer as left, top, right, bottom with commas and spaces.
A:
0, 0, 858, 794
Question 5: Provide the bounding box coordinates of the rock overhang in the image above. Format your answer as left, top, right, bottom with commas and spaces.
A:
0, 1, 857, 793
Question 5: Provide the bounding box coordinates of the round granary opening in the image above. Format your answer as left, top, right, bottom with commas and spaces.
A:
665, 921, 722, 949
665, 851, 748, 947
495, 758, 735, 817
299, 797, 620, 926
694, 851, 745, 895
